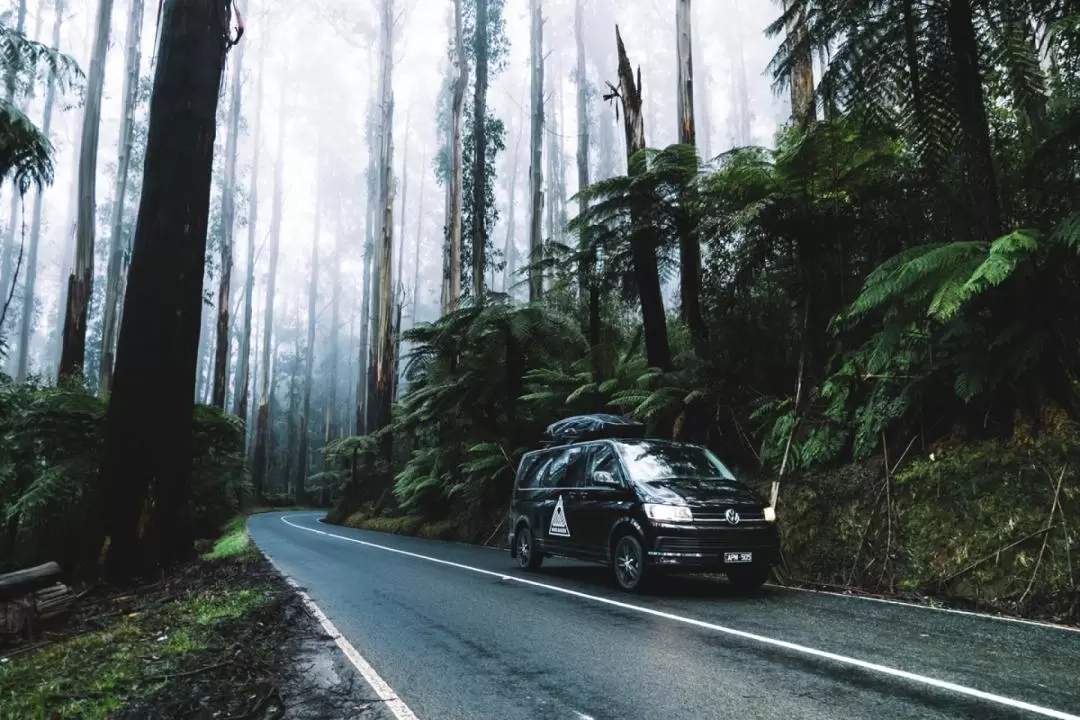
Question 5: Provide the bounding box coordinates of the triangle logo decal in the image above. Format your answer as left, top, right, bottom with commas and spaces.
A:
548, 495, 571, 537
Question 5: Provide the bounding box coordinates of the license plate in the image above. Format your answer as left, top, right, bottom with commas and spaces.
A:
724, 552, 753, 564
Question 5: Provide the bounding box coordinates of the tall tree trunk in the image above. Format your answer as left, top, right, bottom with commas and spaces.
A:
213, 27, 244, 409
60, 0, 115, 380
609, 26, 671, 371
325, 189, 343, 443
253, 72, 287, 500
502, 102, 523, 294
410, 148, 426, 325
298, 168, 318, 502
371, 0, 396, 438
234, 35, 265, 420
356, 88, 377, 435
694, 17, 712, 159
98, 0, 145, 394
675, 0, 706, 347
946, 0, 1003, 241
0, 0, 27, 308
15, 0, 64, 383
784, 0, 815, 124
448, 0, 466, 308
99, 0, 234, 579
575, 0, 599, 364
471, 0, 489, 300
528, 0, 545, 302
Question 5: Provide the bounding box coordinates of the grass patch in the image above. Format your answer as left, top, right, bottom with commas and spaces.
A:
341, 510, 458, 541
201, 514, 253, 561
0, 583, 271, 720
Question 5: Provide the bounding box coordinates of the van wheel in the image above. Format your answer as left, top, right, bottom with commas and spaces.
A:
612, 533, 647, 592
726, 563, 768, 593
515, 526, 543, 571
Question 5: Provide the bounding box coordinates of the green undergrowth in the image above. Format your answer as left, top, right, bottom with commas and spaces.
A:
0, 518, 293, 719
340, 509, 458, 541
201, 514, 253, 561
772, 434, 1080, 623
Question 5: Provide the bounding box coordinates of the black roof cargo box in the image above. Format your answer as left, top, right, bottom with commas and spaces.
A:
542, 414, 645, 445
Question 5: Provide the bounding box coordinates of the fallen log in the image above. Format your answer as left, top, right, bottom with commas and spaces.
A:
0, 562, 61, 600
35, 583, 75, 621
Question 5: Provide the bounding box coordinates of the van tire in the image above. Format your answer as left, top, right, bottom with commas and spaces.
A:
726, 563, 768, 593
515, 526, 543, 571
612, 532, 648, 592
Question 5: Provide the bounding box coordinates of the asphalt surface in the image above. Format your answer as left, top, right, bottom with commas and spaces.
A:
249, 511, 1080, 720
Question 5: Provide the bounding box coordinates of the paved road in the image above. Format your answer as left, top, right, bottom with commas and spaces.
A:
249, 512, 1080, 720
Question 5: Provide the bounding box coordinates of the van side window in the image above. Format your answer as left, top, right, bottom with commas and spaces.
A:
545, 446, 586, 488
587, 444, 621, 484
517, 453, 551, 489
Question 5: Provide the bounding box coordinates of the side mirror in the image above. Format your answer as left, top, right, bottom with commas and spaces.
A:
593, 470, 618, 487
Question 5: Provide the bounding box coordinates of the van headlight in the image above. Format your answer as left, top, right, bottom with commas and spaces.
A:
644, 504, 693, 523
764, 506, 776, 523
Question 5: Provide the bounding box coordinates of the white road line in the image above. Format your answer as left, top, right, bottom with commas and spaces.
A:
278, 513, 1080, 720
258, 536, 420, 720
768, 583, 1080, 634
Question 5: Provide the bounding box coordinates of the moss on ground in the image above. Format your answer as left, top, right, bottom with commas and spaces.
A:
201, 514, 253, 561
0, 517, 290, 719
342, 509, 457, 541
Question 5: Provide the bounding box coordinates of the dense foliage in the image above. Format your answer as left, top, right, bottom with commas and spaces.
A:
326, 2, 1080, 615
0, 376, 248, 576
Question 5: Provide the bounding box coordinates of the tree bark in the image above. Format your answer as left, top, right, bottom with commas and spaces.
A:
410, 148, 426, 326
471, 0, 489, 299
60, 0, 115, 380
100, 0, 233, 579
325, 187, 343, 443
946, 0, 1003, 241
371, 0, 396, 436
528, 0, 545, 302
234, 34, 265, 421
502, 102, 523, 294
253, 72, 287, 500
98, 0, 145, 394
15, 0, 64, 383
299, 178, 318, 501
448, 0, 466, 309
610, 26, 671, 371
356, 88, 377, 435
575, 0, 600, 367
784, 0, 815, 125
213, 25, 244, 409
675, 0, 706, 348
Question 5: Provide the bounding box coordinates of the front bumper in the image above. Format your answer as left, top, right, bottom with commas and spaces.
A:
645, 525, 780, 568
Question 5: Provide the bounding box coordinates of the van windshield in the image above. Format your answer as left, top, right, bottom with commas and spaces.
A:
614, 441, 738, 484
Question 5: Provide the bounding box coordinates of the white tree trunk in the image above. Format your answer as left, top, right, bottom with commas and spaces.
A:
98, 0, 145, 393
528, 0, 545, 302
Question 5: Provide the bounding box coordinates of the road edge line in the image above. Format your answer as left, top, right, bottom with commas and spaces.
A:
253, 524, 420, 720
280, 513, 1080, 720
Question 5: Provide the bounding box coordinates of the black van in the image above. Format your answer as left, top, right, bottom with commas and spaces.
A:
508, 415, 779, 592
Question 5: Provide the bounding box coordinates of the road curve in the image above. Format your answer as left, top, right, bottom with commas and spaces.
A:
249, 511, 1080, 720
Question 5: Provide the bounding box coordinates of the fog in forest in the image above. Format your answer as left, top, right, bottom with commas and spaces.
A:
0, 0, 799, 498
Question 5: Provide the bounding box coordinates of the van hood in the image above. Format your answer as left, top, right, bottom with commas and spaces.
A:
636, 477, 762, 507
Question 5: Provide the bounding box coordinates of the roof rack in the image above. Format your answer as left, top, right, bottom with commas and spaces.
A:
540, 414, 645, 446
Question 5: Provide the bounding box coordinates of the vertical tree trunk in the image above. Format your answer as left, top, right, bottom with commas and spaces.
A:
694, 16, 712, 159
575, 0, 600, 362
0, 0, 27, 307
99, 0, 233, 579
98, 0, 145, 394
234, 36, 265, 420
610, 26, 671, 371
356, 88, 377, 435
946, 0, 1003, 241
253, 72, 287, 500
410, 148, 426, 326
213, 25, 244, 409
675, 0, 706, 347
15, 0, 64, 383
784, 0, 815, 124
448, 0, 466, 308
502, 104, 523, 294
371, 0, 396, 437
471, 0, 489, 300
298, 172, 318, 501
325, 190, 343, 443
59, 0, 115, 380
528, 0, 545, 302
